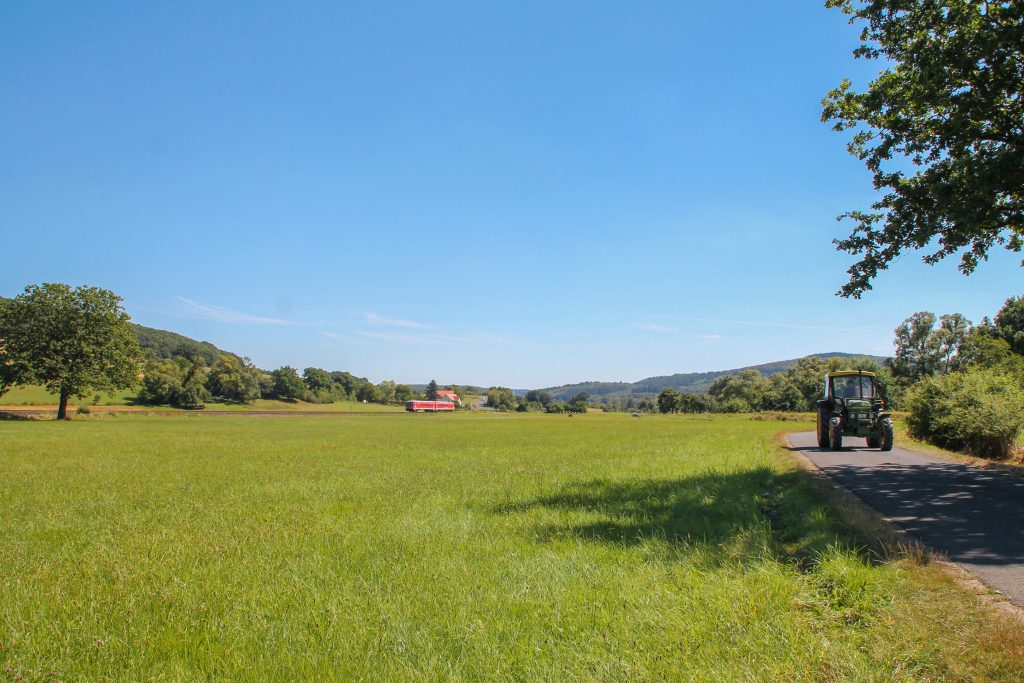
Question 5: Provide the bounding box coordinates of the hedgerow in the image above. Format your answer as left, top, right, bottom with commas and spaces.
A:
905, 368, 1024, 459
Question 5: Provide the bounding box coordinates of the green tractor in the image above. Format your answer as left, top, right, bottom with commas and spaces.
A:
815, 370, 893, 451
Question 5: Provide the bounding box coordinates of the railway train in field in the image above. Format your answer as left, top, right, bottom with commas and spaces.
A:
404, 400, 456, 412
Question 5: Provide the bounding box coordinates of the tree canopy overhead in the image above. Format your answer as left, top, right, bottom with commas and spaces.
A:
823, 0, 1024, 297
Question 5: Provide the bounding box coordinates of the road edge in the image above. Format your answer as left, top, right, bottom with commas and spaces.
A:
779, 430, 1024, 624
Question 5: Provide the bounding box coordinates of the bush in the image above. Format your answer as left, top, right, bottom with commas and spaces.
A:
905, 368, 1024, 458
719, 398, 752, 413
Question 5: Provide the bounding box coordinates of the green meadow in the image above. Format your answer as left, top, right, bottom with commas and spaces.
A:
1, 413, 1021, 681
0, 385, 405, 413
0, 385, 138, 407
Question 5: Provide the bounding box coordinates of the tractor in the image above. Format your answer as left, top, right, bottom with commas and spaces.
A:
815, 370, 893, 451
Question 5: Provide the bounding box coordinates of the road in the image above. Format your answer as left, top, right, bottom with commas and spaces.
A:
788, 431, 1024, 606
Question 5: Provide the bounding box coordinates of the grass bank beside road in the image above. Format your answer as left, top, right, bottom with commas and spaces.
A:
1, 413, 1021, 680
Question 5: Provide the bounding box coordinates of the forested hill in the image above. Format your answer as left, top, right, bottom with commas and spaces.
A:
131, 324, 240, 365
538, 352, 890, 401
1, 294, 238, 365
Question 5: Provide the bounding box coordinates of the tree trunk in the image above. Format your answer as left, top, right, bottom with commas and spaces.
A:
57, 386, 70, 420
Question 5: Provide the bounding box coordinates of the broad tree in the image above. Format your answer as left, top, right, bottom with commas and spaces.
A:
394, 384, 414, 404
0, 283, 143, 419
138, 355, 210, 408
486, 386, 516, 411
993, 294, 1024, 354
330, 370, 359, 399
208, 355, 261, 403
176, 357, 210, 408
524, 389, 552, 407
708, 370, 765, 411
823, 0, 1024, 297
353, 381, 377, 403
658, 387, 681, 414
376, 380, 397, 405
567, 392, 590, 413
890, 312, 943, 380
302, 367, 334, 395
760, 374, 804, 412
678, 392, 714, 414
271, 366, 305, 401
138, 358, 184, 406
935, 313, 972, 373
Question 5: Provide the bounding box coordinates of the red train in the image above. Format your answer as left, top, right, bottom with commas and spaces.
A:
405, 400, 456, 412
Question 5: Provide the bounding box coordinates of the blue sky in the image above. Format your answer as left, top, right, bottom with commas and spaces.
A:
2, 2, 1020, 388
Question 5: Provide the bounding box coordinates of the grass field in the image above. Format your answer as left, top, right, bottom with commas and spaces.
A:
0, 385, 138, 407
0, 385, 406, 414
2, 413, 1022, 681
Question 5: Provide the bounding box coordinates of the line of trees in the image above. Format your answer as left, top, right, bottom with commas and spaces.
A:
137, 352, 424, 409
0, 283, 468, 415
655, 355, 885, 415
652, 294, 1024, 459
485, 388, 592, 413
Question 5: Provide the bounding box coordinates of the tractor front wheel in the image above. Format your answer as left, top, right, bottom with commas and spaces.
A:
880, 418, 894, 451
816, 409, 830, 448
829, 416, 843, 451
866, 435, 881, 448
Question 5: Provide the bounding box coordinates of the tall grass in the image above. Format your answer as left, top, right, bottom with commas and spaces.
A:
1, 413, 1021, 681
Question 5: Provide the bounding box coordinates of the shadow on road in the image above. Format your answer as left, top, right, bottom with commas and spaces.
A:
788, 438, 1024, 568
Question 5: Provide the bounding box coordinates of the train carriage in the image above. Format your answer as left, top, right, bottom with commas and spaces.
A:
405, 400, 456, 412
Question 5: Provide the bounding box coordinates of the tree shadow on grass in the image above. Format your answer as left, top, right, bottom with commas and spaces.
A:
0, 410, 41, 421
495, 468, 853, 567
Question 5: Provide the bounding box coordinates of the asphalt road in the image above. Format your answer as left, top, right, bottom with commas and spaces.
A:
788, 431, 1024, 606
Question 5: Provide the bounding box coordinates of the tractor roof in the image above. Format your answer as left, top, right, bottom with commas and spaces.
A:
827, 370, 877, 378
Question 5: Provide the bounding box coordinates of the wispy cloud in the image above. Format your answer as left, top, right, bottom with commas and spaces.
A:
322, 331, 365, 344
357, 330, 454, 345
629, 322, 724, 341
354, 329, 516, 345
177, 297, 296, 326
322, 311, 517, 346
629, 323, 679, 333
656, 315, 884, 333
363, 312, 434, 329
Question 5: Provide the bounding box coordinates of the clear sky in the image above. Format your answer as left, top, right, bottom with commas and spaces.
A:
2, 2, 1020, 388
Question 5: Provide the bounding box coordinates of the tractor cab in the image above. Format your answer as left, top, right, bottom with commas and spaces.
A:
828, 372, 878, 403
816, 370, 893, 451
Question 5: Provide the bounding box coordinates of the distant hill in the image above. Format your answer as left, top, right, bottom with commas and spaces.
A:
537, 352, 890, 401
131, 324, 240, 365
410, 384, 489, 395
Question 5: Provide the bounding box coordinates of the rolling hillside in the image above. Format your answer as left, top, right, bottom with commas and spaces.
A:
132, 324, 240, 365
0, 295, 237, 366
538, 352, 890, 401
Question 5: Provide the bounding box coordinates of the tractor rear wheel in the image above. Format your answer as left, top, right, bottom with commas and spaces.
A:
816, 409, 830, 448
880, 418, 894, 451
829, 416, 843, 451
